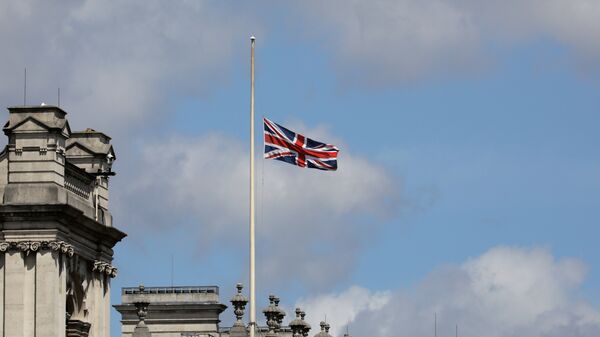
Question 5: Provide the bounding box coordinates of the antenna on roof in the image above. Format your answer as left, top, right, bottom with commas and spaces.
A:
456, 324, 458, 337
435, 312, 437, 337
170, 253, 174, 287
23, 68, 27, 106
58, 87, 60, 107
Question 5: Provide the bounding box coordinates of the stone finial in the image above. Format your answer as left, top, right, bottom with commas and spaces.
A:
134, 301, 149, 322
289, 308, 305, 337
230, 283, 249, 327
314, 321, 332, 337
132, 301, 151, 337
262, 295, 279, 337
134, 284, 148, 304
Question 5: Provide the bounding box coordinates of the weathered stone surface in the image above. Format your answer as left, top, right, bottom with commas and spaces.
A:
0, 105, 125, 337
114, 286, 227, 337
66, 319, 91, 337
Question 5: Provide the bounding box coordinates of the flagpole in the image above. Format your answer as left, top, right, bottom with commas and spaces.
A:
249, 35, 256, 337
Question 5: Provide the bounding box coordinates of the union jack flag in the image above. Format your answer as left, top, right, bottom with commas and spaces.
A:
263, 117, 339, 171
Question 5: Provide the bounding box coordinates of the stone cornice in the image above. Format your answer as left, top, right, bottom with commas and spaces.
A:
0, 203, 126, 248
0, 240, 74, 256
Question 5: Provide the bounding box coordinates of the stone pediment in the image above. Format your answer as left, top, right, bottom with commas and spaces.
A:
66, 141, 115, 158
4, 115, 70, 135
7, 116, 51, 132
66, 142, 97, 157
13, 118, 48, 132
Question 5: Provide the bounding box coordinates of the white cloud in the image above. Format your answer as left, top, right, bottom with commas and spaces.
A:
299, 246, 600, 337
1, 0, 598, 130
2, 0, 597, 132
297, 0, 482, 84
295, 286, 391, 337
117, 128, 400, 289
0, 0, 257, 133
295, 0, 600, 84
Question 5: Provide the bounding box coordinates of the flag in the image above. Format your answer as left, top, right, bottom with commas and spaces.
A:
263, 117, 339, 171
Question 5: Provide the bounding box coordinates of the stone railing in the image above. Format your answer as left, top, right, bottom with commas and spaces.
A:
122, 286, 219, 295
64, 162, 94, 200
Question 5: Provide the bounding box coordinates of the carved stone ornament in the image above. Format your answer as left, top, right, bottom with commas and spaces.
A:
0, 240, 74, 256
0, 242, 10, 252
230, 283, 248, 326
289, 308, 306, 337
262, 295, 279, 337
92, 260, 118, 278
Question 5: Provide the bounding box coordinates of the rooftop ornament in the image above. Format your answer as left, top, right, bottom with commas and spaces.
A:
289, 308, 307, 337
314, 321, 333, 337
262, 294, 280, 337
132, 287, 151, 337
230, 283, 248, 328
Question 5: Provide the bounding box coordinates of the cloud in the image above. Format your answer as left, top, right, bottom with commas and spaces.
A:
0, 0, 257, 134
117, 127, 400, 290
298, 246, 600, 337
295, 0, 600, 84
295, 286, 391, 337
296, 0, 482, 85
2, 0, 597, 131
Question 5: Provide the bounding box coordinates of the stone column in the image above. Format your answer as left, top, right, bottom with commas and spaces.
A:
88, 270, 112, 337
88, 272, 103, 337
3, 251, 22, 336
25, 252, 37, 336
4, 251, 36, 336
103, 276, 111, 337
35, 250, 67, 337
0, 253, 4, 337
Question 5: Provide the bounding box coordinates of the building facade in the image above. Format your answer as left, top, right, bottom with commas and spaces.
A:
114, 285, 226, 337
0, 105, 125, 337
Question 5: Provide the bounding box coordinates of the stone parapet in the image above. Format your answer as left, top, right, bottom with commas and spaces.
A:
115, 286, 226, 337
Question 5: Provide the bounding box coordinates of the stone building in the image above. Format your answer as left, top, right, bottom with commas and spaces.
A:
0, 105, 125, 337
114, 283, 334, 337
114, 285, 226, 337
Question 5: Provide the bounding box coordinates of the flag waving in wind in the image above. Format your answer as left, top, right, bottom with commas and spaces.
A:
263, 117, 339, 171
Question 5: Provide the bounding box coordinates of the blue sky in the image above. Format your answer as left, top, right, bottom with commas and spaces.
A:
1, 1, 600, 336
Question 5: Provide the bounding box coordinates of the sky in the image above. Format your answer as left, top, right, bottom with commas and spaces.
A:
1, 1, 600, 336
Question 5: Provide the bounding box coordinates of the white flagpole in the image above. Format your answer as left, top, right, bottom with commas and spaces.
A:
249, 35, 256, 337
